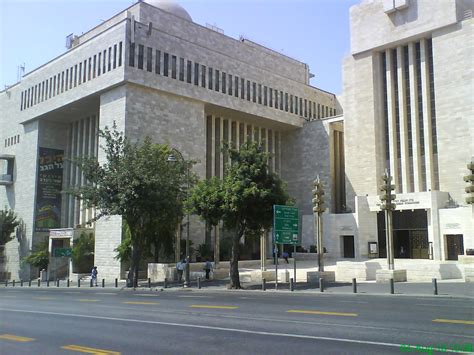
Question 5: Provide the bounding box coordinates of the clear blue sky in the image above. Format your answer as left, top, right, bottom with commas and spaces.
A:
0, 0, 360, 95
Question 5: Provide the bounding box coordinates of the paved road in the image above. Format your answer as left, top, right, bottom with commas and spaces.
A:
1, 287, 473, 354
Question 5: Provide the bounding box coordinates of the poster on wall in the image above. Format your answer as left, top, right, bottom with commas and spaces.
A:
35, 147, 64, 232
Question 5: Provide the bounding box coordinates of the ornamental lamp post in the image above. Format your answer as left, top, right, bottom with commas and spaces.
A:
167, 152, 191, 288
312, 176, 325, 272
380, 169, 396, 270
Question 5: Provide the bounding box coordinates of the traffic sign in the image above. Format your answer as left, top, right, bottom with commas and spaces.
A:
54, 247, 72, 257
273, 205, 299, 245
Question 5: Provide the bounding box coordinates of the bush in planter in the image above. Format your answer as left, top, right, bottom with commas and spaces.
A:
22, 241, 49, 275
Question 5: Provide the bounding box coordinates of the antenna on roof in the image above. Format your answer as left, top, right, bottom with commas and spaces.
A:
17, 63, 25, 82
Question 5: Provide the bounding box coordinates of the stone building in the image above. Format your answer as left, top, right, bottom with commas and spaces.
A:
0, 0, 338, 280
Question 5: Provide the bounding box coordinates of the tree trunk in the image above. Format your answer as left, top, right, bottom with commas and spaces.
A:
229, 228, 243, 289
131, 243, 140, 288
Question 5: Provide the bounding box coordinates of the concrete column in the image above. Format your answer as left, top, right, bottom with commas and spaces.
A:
408, 42, 421, 193
397, 46, 410, 193
211, 115, 216, 177
219, 118, 224, 178
420, 39, 434, 191
235, 119, 240, 148
385, 49, 398, 188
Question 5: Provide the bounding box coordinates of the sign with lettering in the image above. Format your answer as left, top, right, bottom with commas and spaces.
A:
273, 205, 299, 245
35, 148, 64, 232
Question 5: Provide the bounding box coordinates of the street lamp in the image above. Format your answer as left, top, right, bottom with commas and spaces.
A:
380, 169, 396, 270
312, 176, 325, 272
167, 151, 191, 288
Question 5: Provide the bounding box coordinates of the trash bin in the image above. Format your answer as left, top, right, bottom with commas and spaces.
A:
40, 269, 48, 281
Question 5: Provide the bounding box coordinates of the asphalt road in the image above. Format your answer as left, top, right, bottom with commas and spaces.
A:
1, 287, 473, 354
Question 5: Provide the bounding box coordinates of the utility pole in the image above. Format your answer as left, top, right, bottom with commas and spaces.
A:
312, 176, 325, 272
380, 169, 396, 270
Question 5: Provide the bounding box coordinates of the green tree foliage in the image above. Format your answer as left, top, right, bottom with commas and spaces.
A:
23, 241, 49, 271
189, 142, 290, 289
0, 208, 20, 245
71, 123, 191, 287
71, 232, 94, 273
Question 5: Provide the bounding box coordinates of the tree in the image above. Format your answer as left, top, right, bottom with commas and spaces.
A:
23, 241, 49, 272
0, 208, 20, 245
71, 123, 190, 287
189, 142, 290, 289
71, 232, 94, 273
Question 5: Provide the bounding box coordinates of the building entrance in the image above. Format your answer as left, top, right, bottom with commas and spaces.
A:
342, 235, 355, 258
377, 210, 428, 259
446, 234, 464, 261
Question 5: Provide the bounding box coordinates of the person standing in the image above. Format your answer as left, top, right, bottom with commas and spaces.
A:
176, 259, 184, 283
91, 266, 98, 286
282, 251, 289, 264
204, 259, 213, 280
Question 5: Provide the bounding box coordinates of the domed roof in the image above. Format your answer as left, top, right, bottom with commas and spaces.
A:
143, 0, 193, 22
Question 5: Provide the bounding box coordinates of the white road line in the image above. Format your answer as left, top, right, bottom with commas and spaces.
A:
0, 308, 469, 353
94, 293, 117, 296
134, 294, 159, 297
178, 295, 212, 298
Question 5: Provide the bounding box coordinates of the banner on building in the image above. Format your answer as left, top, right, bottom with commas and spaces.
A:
35, 147, 64, 232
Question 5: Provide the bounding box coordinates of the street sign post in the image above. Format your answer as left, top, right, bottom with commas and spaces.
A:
273, 205, 299, 289
53, 247, 72, 257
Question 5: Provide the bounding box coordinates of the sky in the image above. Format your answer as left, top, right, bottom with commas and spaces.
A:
0, 0, 360, 95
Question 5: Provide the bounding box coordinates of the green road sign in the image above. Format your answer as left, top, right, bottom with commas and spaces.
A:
54, 248, 72, 257
273, 205, 299, 245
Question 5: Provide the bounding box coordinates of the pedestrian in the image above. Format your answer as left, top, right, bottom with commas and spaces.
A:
176, 259, 185, 283
203, 259, 213, 280
91, 266, 98, 286
282, 251, 289, 264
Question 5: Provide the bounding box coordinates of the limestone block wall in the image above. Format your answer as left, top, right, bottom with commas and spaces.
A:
432, 19, 474, 204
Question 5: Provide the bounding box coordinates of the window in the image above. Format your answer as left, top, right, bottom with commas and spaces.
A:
208, 67, 212, 89
83, 60, 87, 81
201, 65, 206, 87
163, 53, 169, 76
147, 47, 153, 72
20, 92, 23, 110
295, 96, 299, 115
108, 47, 112, 71
280, 91, 283, 110
317, 103, 321, 119
138, 44, 144, 69
258, 84, 262, 104
305, 99, 308, 118
241, 78, 245, 99
78, 62, 82, 85
118, 42, 122, 67
309, 100, 312, 118
74, 65, 77, 87
264, 86, 267, 106
194, 62, 199, 85
290, 94, 293, 113
93, 55, 97, 78
275, 90, 278, 109
155, 50, 161, 74
269, 88, 273, 107
98, 53, 101, 76
129, 42, 135, 67
285, 93, 288, 112
65, 70, 69, 91
252, 82, 256, 102
222, 72, 226, 94
88, 57, 92, 80
234, 76, 239, 97
172, 55, 177, 79
179, 58, 185, 81
215, 70, 220, 91
103, 50, 107, 74
246, 81, 250, 101
113, 44, 117, 69
228, 74, 232, 95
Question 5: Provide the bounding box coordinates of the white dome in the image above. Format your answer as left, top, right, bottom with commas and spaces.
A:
144, 0, 193, 22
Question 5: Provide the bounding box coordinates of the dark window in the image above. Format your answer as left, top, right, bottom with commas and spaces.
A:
194, 62, 199, 85
241, 78, 245, 99
208, 67, 213, 89
305, 99, 308, 118
138, 44, 144, 69
93, 55, 97, 78
78, 62, 82, 85
264, 86, 267, 106
179, 58, 184, 81
74, 65, 77, 87
113, 44, 117, 69
98, 53, 102, 76
295, 96, 299, 114
215, 70, 220, 91
246, 81, 251, 101
88, 58, 92, 80
201, 65, 206, 87
147, 47, 153, 72
228, 74, 232, 95
317, 103, 321, 119
258, 84, 262, 104
269, 88, 273, 107
20, 91, 23, 110
234, 76, 239, 97
129, 42, 135, 67
155, 50, 161, 74
118, 42, 122, 67
108, 47, 112, 71
163, 53, 169, 76
187, 61, 192, 83
172, 55, 177, 79
290, 94, 293, 113
252, 82, 256, 102
280, 91, 284, 110
285, 93, 288, 111
274, 90, 278, 109
65, 71, 69, 91
309, 100, 312, 118
103, 50, 107, 73
222, 72, 226, 93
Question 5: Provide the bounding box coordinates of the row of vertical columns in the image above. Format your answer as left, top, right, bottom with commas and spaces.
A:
384, 39, 436, 194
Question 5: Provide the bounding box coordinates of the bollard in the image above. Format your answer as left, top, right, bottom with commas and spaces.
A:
5, 280, 7, 287
148, 278, 151, 289
78, 279, 81, 288
164, 278, 168, 289
198, 277, 201, 289
290, 278, 294, 292
47, 279, 50, 287
67, 279, 70, 288
21, 280, 23, 287
262, 278, 266, 291
319, 278, 324, 292
28, 280, 31, 287
37, 278, 40, 287
102, 279, 105, 288
115, 278, 118, 288
352, 278, 357, 293
390, 278, 394, 294
432, 278, 438, 295
57, 280, 60, 287
90, 279, 93, 287
12, 280, 15, 287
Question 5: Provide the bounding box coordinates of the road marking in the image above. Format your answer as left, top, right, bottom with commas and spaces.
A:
123, 301, 160, 305
189, 305, 238, 310
287, 310, 358, 317
62, 344, 120, 354
34, 297, 55, 300
178, 295, 211, 298
1, 295, 16, 298
134, 294, 158, 297
94, 293, 117, 295
2, 308, 469, 353
77, 299, 100, 302
0, 334, 35, 342
337, 301, 368, 304
433, 319, 474, 325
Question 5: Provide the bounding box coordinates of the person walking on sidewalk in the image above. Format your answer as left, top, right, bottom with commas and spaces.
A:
204, 259, 213, 280
176, 259, 185, 283
91, 266, 98, 286
282, 251, 289, 264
